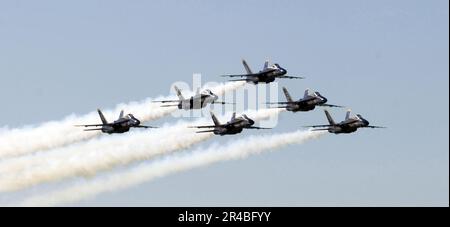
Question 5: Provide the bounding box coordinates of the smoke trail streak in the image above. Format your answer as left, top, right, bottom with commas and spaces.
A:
0, 108, 280, 192
15, 129, 325, 206
0, 81, 245, 159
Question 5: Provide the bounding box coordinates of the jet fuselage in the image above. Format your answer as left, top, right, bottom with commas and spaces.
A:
287, 95, 328, 112
101, 115, 141, 134
178, 94, 219, 110
249, 64, 287, 84
213, 117, 255, 136
328, 116, 370, 134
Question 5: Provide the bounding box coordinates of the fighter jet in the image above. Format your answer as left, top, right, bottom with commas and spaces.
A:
75, 109, 156, 134
189, 111, 271, 135
266, 87, 343, 112
304, 109, 385, 134
221, 59, 304, 84
153, 86, 232, 110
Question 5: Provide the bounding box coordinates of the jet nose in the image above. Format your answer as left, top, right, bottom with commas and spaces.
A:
249, 119, 255, 125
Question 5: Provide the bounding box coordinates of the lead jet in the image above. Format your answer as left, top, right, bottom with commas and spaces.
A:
153, 86, 232, 110
221, 59, 304, 84
75, 109, 157, 134
266, 87, 343, 112
304, 109, 385, 134
189, 111, 271, 135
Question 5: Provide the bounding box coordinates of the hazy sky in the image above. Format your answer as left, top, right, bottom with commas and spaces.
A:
0, 0, 448, 206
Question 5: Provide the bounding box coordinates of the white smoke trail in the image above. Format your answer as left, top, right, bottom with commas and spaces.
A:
0, 108, 280, 192
0, 81, 245, 159
15, 129, 325, 206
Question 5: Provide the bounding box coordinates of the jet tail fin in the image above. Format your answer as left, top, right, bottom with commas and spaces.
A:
119, 110, 124, 119
324, 110, 336, 125
210, 111, 221, 126
97, 109, 108, 125
282, 87, 294, 102
242, 59, 253, 74
173, 86, 185, 100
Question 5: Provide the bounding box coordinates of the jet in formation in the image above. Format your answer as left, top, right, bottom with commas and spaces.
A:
266, 87, 343, 112
75, 109, 157, 134
153, 86, 232, 110
189, 111, 271, 135
305, 109, 385, 134
221, 59, 304, 84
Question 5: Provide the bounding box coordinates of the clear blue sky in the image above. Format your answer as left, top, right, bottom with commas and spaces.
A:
0, 0, 448, 206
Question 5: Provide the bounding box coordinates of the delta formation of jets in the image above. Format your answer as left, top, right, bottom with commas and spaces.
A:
76, 59, 385, 135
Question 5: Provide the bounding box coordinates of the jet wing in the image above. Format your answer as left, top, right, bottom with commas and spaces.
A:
311, 128, 331, 131
83, 128, 103, 131
228, 78, 250, 82
212, 101, 235, 105
196, 129, 217, 133
265, 101, 295, 105
278, 75, 305, 79
152, 100, 180, 103
220, 73, 261, 78
188, 125, 218, 129
134, 125, 158, 128
247, 126, 272, 129
364, 126, 386, 129
319, 104, 345, 108
75, 124, 106, 127
266, 106, 290, 109
303, 125, 334, 128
